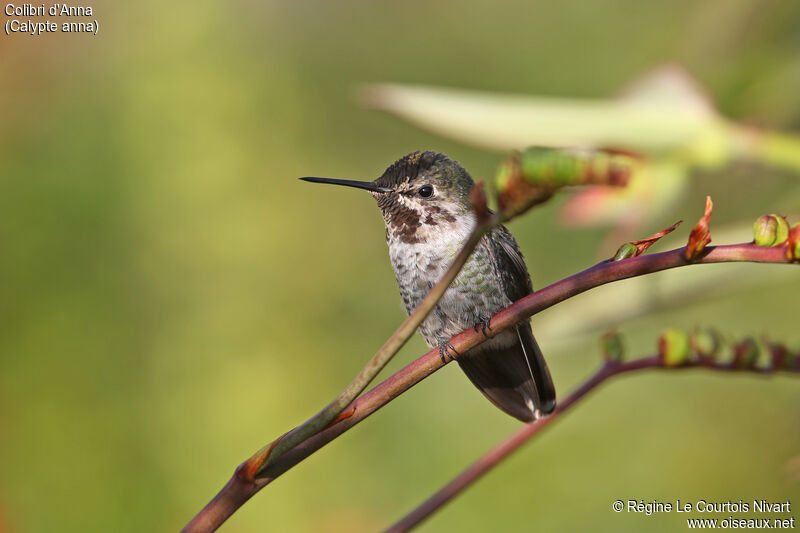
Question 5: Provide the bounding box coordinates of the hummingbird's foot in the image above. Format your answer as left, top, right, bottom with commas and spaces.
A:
438, 340, 460, 364
473, 315, 493, 338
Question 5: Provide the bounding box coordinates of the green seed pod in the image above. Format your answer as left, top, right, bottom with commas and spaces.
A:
753, 214, 789, 247
659, 329, 691, 367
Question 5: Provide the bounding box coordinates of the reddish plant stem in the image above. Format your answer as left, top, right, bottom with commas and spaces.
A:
385, 355, 795, 532
182, 473, 260, 533
384, 358, 657, 533
182, 243, 794, 532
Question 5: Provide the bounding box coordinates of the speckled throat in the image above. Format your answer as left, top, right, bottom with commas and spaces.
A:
372, 151, 472, 244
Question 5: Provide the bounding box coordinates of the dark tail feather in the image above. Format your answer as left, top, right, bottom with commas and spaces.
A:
457, 324, 556, 422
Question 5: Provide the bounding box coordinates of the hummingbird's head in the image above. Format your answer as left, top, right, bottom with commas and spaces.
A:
301, 151, 476, 244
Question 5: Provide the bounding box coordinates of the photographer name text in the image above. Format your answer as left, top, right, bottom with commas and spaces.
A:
622, 499, 791, 516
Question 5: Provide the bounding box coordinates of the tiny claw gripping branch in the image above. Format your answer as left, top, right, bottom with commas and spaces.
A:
685, 196, 713, 260
437, 340, 461, 364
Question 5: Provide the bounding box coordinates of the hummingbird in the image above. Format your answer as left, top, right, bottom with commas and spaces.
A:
301, 151, 556, 422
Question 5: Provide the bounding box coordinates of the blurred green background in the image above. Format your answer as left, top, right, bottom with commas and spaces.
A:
1, 1, 799, 531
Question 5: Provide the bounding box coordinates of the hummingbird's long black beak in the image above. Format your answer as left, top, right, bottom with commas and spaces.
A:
299, 177, 392, 193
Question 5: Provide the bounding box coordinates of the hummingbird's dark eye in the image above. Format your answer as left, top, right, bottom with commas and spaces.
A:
418, 185, 434, 198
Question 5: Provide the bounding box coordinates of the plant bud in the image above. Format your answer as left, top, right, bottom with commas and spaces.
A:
692, 328, 721, 359
775, 215, 790, 243
601, 330, 625, 362
733, 338, 759, 368
753, 214, 789, 247
753, 215, 778, 246
612, 243, 639, 261
494, 159, 515, 192
767, 342, 789, 371
685, 196, 713, 260
788, 223, 800, 261
659, 328, 691, 367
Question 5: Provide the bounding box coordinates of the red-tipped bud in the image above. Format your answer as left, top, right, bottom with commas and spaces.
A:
685, 196, 713, 260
